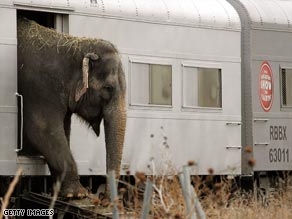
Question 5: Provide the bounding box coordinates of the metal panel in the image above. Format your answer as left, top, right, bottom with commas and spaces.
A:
0, 7, 18, 175
0, 45, 17, 106
253, 118, 292, 171
70, 115, 106, 175
0, 0, 14, 6
17, 157, 50, 175
252, 30, 292, 62
0, 8, 17, 41
122, 117, 241, 175
253, 118, 270, 147
251, 60, 292, 171
0, 113, 17, 156
241, 0, 292, 171
69, 15, 240, 62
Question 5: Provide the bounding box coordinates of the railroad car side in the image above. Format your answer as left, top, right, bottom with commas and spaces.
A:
228, 0, 292, 189
0, 0, 241, 178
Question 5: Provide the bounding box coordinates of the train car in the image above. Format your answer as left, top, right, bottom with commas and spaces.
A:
228, 0, 292, 187
0, 0, 242, 185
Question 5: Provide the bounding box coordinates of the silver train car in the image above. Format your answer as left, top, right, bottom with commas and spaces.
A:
228, 0, 292, 181
0, 0, 291, 189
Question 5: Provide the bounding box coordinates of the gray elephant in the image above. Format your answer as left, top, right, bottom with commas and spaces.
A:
17, 18, 126, 198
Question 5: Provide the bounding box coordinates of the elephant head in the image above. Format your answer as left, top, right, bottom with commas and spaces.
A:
72, 48, 126, 176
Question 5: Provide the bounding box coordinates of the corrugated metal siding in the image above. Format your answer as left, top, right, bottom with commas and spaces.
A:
239, 0, 292, 30
11, 0, 241, 30
75, 0, 240, 29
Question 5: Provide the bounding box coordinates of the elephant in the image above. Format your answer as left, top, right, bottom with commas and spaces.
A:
17, 18, 126, 198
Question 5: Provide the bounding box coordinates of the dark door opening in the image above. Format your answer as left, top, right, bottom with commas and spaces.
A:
17, 10, 55, 28
16, 10, 68, 156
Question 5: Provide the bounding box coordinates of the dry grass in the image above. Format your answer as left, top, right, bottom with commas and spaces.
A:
116, 171, 292, 219
118, 129, 292, 219
1, 167, 291, 219
114, 132, 292, 219
197, 177, 292, 219
0, 168, 23, 219
115, 134, 292, 219
17, 17, 99, 55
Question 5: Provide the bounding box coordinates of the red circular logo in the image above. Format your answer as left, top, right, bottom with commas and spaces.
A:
259, 61, 273, 112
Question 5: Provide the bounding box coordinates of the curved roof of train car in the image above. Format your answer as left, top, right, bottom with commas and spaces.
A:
10, 0, 241, 30
237, 0, 292, 31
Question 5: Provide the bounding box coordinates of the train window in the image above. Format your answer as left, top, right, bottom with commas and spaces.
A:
130, 63, 172, 106
281, 68, 292, 107
183, 67, 222, 108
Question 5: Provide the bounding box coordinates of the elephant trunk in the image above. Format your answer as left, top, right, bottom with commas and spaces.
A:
103, 93, 126, 176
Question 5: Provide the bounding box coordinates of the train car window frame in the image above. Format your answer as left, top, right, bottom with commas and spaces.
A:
280, 67, 292, 109
182, 62, 222, 110
129, 57, 173, 109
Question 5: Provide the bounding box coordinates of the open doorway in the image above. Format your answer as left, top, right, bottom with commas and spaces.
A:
17, 10, 68, 33
16, 10, 68, 155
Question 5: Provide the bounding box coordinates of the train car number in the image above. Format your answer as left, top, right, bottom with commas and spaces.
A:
269, 148, 289, 163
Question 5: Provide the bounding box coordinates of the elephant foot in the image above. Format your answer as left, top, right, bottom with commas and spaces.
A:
59, 180, 88, 199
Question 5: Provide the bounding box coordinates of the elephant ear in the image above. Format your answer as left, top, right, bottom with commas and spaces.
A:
75, 53, 99, 102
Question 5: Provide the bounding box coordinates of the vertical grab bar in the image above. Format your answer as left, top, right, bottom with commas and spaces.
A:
15, 92, 23, 152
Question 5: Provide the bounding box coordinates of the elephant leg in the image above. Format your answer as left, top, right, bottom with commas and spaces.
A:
63, 112, 72, 146
24, 111, 87, 198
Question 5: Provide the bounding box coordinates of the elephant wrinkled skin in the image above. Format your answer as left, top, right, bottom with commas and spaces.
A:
17, 18, 126, 198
